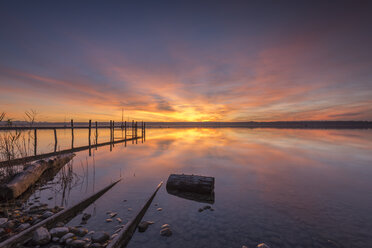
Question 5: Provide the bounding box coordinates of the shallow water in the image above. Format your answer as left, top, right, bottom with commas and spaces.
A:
2, 128, 372, 247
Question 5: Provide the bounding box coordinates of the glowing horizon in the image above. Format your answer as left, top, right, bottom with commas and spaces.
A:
1, 1, 371, 122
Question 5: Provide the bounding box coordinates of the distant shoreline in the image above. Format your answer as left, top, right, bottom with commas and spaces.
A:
1, 121, 372, 130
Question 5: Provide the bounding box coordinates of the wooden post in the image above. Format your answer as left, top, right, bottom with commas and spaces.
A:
132, 120, 134, 137
110, 120, 112, 142
135, 121, 138, 138
144, 122, 146, 141
71, 119, 74, 148
54, 128, 57, 152
112, 120, 115, 142
124, 121, 127, 139
95, 121, 98, 145
88, 120, 92, 156
34, 128, 37, 156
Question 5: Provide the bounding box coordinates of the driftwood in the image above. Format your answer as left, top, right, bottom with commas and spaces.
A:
0, 154, 74, 200
0, 179, 121, 248
166, 174, 214, 194
107, 181, 163, 248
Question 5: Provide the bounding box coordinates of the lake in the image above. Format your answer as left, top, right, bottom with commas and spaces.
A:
2, 128, 372, 247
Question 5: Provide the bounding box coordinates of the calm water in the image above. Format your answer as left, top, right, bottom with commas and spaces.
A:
2, 128, 372, 247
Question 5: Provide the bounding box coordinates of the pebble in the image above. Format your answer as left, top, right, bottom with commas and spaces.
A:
70, 239, 86, 248
128, 208, 132, 211
91, 231, 110, 243
138, 221, 153, 232
116, 217, 122, 223
72, 227, 88, 237
109, 212, 117, 218
32, 227, 51, 245
41, 211, 54, 219
160, 227, 172, 237
55, 222, 65, 227
257, 243, 271, 248
91, 243, 103, 248
16, 223, 31, 231
50, 227, 69, 238
59, 232, 75, 244
48, 197, 53, 200
161, 224, 170, 229
0, 218, 8, 227
82, 213, 91, 221
50, 245, 62, 248
111, 233, 118, 239
52, 237, 60, 242
106, 219, 113, 222
157, 208, 163, 211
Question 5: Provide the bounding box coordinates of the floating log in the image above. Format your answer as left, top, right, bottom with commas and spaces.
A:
0, 154, 75, 200
107, 181, 163, 248
166, 174, 214, 194
0, 179, 120, 248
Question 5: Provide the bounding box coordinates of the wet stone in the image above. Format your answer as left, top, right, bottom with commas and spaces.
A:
157, 208, 163, 211
59, 232, 75, 243
32, 227, 51, 245
257, 243, 271, 248
16, 223, 31, 231
52, 237, 60, 242
0, 218, 8, 226
91, 231, 110, 243
138, 221, 151, 232
71, 227, 88, 237
82, 213, 91, 222
55, 222, 65, 227
91, 243, 103, 248
160, 227, 172, 237
50, 245, 62, 248
41, 211, 54, 219
50, 227, 69, 238
106, 218, 113, 222
161, 224, 170, 229
70, 239, 86, 248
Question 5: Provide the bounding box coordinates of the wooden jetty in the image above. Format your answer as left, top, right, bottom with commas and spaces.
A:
0, 119, 146, 167
0, 179, 121, 248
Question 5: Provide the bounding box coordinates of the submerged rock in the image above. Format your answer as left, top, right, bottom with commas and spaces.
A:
138, 221, 154, 232
91, 231, 110, 243
160, 227, 172, 237
32, 227, 51, 245
257, 243, 271, 248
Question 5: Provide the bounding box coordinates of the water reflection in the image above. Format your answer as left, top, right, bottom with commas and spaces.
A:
3, 128, 372, 247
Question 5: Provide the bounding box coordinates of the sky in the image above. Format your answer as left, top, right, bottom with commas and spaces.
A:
0, 0, 371, 122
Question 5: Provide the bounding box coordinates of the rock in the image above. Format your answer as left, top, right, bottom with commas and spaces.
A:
82, 213, 91, 221
109, 212, 117, 218
70, 227, 88, 237
198, 208, 203, 212
203, 205, 211, 210
210, 208, 215, 211
32, 227, 51, 245
257, 243, 271, 248
52, 237, 60, 242
55, 222, 65, 227
50, 245, 62, 248
242, 246, 248, 248
157, 208, 163, 211
59, 232, 75, 243
138, 221, 152, 232
91, 231, 110, 243
48, 197, 53, 200
50, 227, 69, 238
161, 224, 170, 229
91, 243, 103, 248
0, 218, 8, 226
116, 217, 122, 223
106, 218, 113, 222
128, 208, 132, 211
160, 227, 172, 237
70, 239, 86, 248
41, 211, 54, 219
111, 233, 118, 239
16, 223, 31, 231
66, 238, 74, 245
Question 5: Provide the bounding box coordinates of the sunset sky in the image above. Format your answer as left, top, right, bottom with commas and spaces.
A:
0, 1, 371, 122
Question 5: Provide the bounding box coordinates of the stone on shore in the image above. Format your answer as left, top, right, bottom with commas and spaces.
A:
32, 227, 51, 245
138, 221, 153, 232
50, 227, 69, 238
59, 232, 75, 244
70, 239, 86, 248
160, 227, 172, 237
